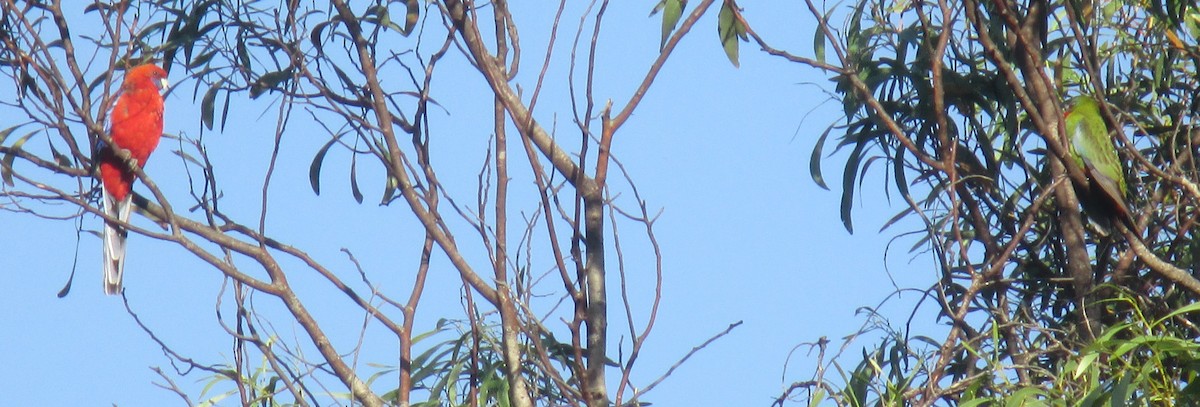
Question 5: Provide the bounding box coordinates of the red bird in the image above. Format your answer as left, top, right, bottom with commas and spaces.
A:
99, 63, 168, 295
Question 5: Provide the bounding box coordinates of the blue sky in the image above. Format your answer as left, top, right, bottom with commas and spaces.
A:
0, 2, 943, 406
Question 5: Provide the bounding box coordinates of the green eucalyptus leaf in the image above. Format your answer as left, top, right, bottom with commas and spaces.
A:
309, 136, 340, 195
660, 0, 685, 50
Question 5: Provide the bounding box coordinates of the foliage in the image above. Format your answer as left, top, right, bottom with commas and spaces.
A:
0, 0, 746, 406
788, 291, 1200, 406
740, 0, 1200, 404
195, 319, 577, 407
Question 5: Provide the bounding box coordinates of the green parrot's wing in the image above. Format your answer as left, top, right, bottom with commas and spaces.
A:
1066, 97, 1132, 221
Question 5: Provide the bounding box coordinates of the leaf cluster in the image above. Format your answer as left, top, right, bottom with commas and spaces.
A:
763, 0, 1200, 404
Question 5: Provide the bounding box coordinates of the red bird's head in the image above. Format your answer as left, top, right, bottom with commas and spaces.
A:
123, 64, 168, 93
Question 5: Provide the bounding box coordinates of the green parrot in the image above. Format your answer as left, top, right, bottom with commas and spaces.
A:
1064, 96, 1132, 232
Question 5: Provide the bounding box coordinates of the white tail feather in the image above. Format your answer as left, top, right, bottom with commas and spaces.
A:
102, 189, 131, 295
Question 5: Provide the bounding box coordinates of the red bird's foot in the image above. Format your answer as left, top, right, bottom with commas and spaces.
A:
113, 147, 139, 166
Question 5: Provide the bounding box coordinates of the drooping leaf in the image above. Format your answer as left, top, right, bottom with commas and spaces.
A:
403, 0, 420, 36
381, 175, 398, 205
892, 147, 909, 202
19, 71, 44, 100
311, 21, 331, 56
309, 136, 340, 195
363, 4, 406, 32
814, 11, 828, 63
860, 155, 882, 201
46, 137, 71, 168
236, 37, 252, 72
810, 124, 833, 190
2, 130, 38, 187
349, 153, 364, 204
331, 64, 358, 94
200, 78, 226, 130
840, 139, 867, 234
717, 0, 747, 67
220, 84, 232, 132
657, 0, 685, 50
845, 0, 867, 56
651, 0, 666, 15
0, 123, 28, 145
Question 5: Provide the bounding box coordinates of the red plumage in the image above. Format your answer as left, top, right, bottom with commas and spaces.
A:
99, 63, 167, 295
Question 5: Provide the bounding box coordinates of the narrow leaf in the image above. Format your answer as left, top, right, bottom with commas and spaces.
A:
892, 147, 909, 201
187, 49, 217, 69
650, 0, 666, 16
237, 39, 252, 73
880, 204, 914, 234
309, 136, 340, 195
403, 0, 420, 36
660, 0, 685, 50
380, 175, 398, 205
2, 130, 38, 186
717, 0, 741, 67
219, 86, 232, 132
810, 124, 833, 190
170, 149, 205, 167
1073, 352, 1101, 379
19, 71, 44, 99
46, 137, 71, 167
200, 78, 226, 130
250, 69, 291, 99
0, 123, 28, 144
349, 153, 364, 203
813, 17, 826, 63
840, 140, 866, 234
311, 21, 331, 55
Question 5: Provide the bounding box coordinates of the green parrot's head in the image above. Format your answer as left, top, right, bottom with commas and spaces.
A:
1065, 96, 1101, 118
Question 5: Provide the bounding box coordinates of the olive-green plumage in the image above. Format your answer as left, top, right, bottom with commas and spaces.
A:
1065, 96, 1131, 228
